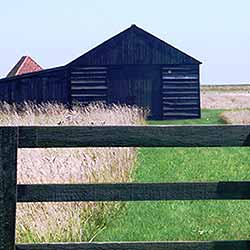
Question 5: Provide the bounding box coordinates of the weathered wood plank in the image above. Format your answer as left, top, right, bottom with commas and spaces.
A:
162, 86, 199, 90
16, 240, 250, 250
163, 107, 200, 111
71, 96, 107, 102
163, 92, 198, 97
71, 89, 108, 95
71, 86, 108, 90
163, 96, 198, 100
72, 67, 107, 70
18, 125, 250, 148
71, 76, 107, 80
0, 127, 18, 250
162, 115, 200, 120
17, 182, 250, 202
163, 101, 199, 105
71, 71, 107, 75
163, 104, 199, 108
71, 80, 107, 84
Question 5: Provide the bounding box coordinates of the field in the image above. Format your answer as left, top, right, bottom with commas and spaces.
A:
96, 109, 250, 241
2, 85, 250, 242
201, 84, 250, 124
201, 85, 250, 109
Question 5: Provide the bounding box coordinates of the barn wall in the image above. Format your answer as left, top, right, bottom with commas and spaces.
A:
68, 25, 201, 120
69, 63, 200, 120
0, 67, 70, 104
161, 64, 200, 120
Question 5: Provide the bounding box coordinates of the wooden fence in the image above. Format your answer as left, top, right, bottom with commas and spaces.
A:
1, 125, 250, 250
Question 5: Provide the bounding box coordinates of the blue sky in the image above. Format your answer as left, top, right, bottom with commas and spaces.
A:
0, 0, 249, 83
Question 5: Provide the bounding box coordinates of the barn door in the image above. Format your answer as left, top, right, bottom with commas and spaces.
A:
161, 66, 200, 119
109, 66, 160, 119
70, 66, 108, 104
113, 79, 152, 107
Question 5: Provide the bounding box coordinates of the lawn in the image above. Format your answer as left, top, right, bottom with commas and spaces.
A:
96, 109, 250, 241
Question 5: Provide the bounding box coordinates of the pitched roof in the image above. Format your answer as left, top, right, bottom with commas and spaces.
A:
7, 56, 43, 77
69, 24, 201, 66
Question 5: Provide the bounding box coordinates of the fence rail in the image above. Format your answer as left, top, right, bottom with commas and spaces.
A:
0, 125, 250, 250
17, 182, 250, 202
18, 125, 250, 147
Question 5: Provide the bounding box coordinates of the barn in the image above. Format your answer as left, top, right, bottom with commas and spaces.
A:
0, 25, 202, 120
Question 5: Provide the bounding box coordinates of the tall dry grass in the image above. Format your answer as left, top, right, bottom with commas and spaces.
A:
201, 91, 250, 109
0, 102, 146, 243
220, 109, 250, 124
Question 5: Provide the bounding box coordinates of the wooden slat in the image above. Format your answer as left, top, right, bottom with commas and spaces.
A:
72, 67, 107, 70
162, 86, 199, 90
162, 76, 198, 80
162, 80, 198, 84
163, 99, 199, 106
71, 89, 107, 95
163, 101, 199, 108
71, 94, 107, 97
71, 76, 107, 80
163, 107, 199, 111
162, 70, 198, 75
71, 80, 106, 84
71, 86, 108, 90
163, 83, 198, 88
162, 74, 198, 78
71, 96, 107, 102
18, 125, 250, 148
16, 182, 250, 202
16, 240, 250, 250
162, 66, 198, 70
163, 113, 199, 117
163, 93, 198, 97
0, 127, 18, 250
163, 96, 198, 100
163, 91, 198, 95
71, 71, 107, 75
71, 82, 108, 88
163, 115, 200, 120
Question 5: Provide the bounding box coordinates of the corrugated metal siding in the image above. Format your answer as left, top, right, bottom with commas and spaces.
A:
161, 65, 200, 119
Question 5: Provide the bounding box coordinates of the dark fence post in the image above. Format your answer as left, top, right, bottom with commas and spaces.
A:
0, 127, 18, 250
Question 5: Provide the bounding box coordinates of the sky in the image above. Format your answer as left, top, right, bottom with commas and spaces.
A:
0, 0, 249, 84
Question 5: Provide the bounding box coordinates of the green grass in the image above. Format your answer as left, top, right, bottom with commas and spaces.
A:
148, 109, 225, 125
96, 109, 250, 241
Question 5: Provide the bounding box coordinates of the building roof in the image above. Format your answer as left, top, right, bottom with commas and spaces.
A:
6, 56, 43, 77
69, 24, 202, 66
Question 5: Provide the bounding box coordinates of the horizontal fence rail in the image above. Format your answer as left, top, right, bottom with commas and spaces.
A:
17, 182, 250, 202
16, 241, 250, 250
18, 125, 250, 148
0, 125, 250, 250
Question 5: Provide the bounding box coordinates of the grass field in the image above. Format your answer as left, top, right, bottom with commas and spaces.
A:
96, 109, 250, 241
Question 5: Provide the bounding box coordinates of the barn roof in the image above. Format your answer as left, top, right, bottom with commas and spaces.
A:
7, 56, 43, 78
69, 24, 201, 66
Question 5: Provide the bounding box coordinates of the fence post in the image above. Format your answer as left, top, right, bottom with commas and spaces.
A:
0, 127, 18, 250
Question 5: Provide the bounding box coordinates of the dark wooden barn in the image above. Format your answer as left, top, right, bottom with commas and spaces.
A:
0, 25, 202, 120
